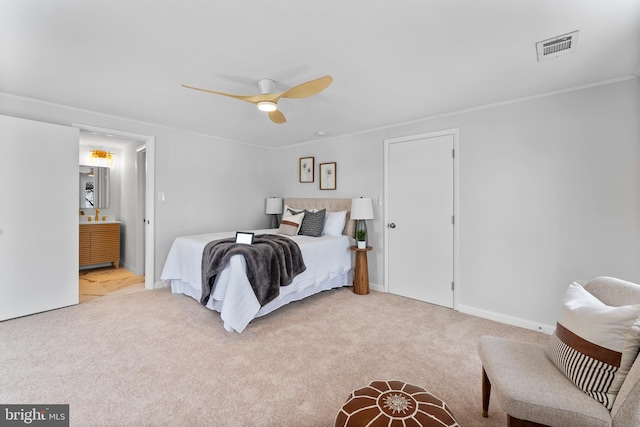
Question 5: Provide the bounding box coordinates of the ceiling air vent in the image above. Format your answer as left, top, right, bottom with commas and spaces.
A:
536, 31, 579, 62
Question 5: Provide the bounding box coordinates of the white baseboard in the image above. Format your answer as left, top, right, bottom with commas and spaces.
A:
120, 261, 143, 276
369, 282, 384, 293
457, 304, 555, 335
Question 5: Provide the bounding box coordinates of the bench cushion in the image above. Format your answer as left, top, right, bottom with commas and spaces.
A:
478, 336, 611, 427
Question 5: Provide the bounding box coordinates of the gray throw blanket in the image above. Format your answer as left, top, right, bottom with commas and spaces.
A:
200, 234, 306, 307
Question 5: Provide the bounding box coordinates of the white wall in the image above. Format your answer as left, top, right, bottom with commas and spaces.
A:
269, 78, 640, 330
1, 78, 638, 331
266, 135, 384, 291
0, 94, 273, 283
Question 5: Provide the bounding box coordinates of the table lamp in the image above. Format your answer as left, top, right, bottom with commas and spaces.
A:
265, 197, 283, 228
350, 197, 374, 247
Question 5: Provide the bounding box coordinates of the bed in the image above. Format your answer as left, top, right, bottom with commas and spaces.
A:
160, 198, 356, 333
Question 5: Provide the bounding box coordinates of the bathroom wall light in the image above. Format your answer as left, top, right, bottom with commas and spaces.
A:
90, 149, 114, 166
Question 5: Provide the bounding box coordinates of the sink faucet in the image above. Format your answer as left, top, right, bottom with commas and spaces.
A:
95, 208, 100, 221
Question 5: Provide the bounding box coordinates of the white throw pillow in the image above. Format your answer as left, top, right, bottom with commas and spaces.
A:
323, 211, 347, 236
544, 282, 640, 409
278, 210, 305, 236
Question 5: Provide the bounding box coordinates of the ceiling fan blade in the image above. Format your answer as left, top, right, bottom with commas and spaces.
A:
181, 83, 268, 104
279, 75, 333, 99
269, 110, 286, 124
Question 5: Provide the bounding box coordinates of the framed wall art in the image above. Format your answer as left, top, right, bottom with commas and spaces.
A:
299, 157, 314, 183
319, 162, 337, 190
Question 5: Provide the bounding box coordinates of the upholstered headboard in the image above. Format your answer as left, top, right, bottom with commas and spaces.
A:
284, 198, 355, 237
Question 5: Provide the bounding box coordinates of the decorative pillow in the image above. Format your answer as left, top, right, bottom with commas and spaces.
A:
284, 205, 302, 215
284, 205, 316, 216
299, 209, 326, 237
277, 210, 305, 236
323, 210, 347, 236
544, 282, 640, 410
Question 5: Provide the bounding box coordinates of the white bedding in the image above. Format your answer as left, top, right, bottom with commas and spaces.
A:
160, 228, 354, 333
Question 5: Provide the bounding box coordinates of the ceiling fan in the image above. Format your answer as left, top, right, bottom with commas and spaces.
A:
181, 75, 333, 124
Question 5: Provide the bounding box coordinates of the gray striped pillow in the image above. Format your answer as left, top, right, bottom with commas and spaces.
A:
544, 282, 640, 409
299, 209, 326, 237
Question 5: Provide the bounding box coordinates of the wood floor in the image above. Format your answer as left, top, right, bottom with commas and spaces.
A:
79, 266, 145, 303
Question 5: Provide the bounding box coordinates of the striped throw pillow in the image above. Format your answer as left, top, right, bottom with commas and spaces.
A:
277, 210, 305, 236
544, 282, 640, 409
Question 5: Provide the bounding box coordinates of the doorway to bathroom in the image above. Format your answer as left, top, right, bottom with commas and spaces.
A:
75, 124, 155, 301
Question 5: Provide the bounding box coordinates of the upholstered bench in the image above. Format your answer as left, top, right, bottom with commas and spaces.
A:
335, 380, 459, 427
477, 277, 640, 426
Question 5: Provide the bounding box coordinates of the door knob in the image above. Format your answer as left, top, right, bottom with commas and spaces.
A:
389, 223, 396, 229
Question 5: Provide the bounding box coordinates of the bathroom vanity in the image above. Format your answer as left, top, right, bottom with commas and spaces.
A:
79, 222, 120, 268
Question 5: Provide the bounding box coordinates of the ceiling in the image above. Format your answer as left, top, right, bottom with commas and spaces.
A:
2, 1, 639, 149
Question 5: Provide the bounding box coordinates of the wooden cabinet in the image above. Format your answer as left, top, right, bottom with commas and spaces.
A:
79, 223, 120, 268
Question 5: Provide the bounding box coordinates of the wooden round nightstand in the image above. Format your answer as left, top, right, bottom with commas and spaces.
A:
350, 246, 372, 295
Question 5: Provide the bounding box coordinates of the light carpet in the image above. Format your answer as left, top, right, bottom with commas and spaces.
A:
0, 287, 548, 426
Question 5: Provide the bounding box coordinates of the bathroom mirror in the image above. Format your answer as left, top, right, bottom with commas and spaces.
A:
79, 165, 110, 209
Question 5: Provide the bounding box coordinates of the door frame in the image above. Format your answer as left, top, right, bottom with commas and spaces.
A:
73, 123, 156, 290
383, 128, 460, 309
135, 145, 147, 276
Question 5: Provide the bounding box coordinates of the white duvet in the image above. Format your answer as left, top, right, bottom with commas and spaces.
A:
160, 229, 354, 333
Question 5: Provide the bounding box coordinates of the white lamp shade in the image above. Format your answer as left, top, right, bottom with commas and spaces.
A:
265, 197, 283, 214
350, 197, 374, 219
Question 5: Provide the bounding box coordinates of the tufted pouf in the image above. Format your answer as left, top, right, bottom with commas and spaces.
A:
335, 380, 459, 427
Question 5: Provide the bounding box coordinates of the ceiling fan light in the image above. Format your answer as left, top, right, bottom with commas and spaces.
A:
257, 101, 277, 112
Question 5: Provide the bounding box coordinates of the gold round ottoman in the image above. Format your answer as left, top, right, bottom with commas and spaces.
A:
335, 380, 459, 427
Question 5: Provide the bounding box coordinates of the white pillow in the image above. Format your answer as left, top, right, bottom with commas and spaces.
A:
544, 282, 640, 409
323, 211, 347, 236
278, 210, 305, 236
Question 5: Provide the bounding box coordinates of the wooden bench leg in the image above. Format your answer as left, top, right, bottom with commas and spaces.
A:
482, 368, 548, 426
482, 367, 491, 417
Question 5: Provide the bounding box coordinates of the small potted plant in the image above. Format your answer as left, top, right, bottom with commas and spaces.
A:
356, 229, 367, 249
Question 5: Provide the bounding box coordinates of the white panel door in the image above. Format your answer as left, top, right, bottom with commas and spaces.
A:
387, 133, 454, 307
0, 115, 79, 320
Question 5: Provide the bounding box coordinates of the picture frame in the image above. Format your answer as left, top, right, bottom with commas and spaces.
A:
299, 157, 314, 183
319, 162, 337, 190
